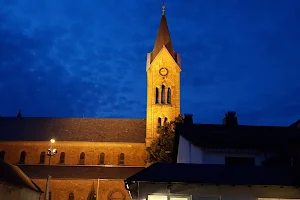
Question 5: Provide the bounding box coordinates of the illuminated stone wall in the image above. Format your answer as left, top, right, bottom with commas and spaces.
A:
0, 141, 146, 166
146, 47, 181, 146
33, 179, 130, 200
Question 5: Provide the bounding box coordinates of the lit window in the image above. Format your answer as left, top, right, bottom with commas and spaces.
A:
148, 194, 190, 200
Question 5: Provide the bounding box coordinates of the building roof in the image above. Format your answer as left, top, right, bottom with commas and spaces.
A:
175, 123, 300, 150
18, 165, 144, 180
0, 117, 146, 143
126, 163, 300, 186
0, 161, 43, 193
151, 12, 177, 63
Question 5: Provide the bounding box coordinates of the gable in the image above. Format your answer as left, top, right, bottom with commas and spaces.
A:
147, 46, 181, 73
0, 117, 146, 143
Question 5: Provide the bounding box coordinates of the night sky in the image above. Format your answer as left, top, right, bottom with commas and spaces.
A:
1, 0, 300, 126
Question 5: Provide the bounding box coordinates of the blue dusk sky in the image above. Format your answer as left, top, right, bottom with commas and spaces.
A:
0, 0, 300, 126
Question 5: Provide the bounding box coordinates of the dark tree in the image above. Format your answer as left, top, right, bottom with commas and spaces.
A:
87, 183, 96, 200
146, 114, 184, 163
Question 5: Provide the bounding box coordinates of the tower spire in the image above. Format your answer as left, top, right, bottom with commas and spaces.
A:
150, 2, 176, 63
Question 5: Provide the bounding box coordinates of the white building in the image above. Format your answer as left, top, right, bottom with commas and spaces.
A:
125, 112, 300, 200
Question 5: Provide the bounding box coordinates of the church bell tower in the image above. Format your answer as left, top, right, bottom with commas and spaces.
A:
146, 5, 181, 146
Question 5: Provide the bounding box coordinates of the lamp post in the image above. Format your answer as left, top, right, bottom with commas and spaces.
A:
45, 139, 57, 200
47, 138, 57, 165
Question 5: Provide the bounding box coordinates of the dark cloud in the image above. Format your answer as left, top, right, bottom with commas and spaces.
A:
0, 1, 300, 125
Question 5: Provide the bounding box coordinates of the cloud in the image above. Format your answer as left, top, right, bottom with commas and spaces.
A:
0, 0, 300, 126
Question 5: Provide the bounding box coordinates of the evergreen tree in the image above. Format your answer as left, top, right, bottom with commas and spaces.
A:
146, 114, 184, 163
87, 183, 96, 200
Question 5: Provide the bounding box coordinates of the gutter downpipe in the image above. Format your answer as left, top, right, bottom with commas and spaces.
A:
96, 178, 100, 200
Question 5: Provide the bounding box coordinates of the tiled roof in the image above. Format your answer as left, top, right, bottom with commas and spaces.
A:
126, 163, 300, 186
0, 117, 146, 143
0, 161, 43, 193
175, 123, 300, 150
18, 165, 144, 179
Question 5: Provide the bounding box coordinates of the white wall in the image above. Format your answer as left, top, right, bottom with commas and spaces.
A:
177, 136, 266, 165
137, 183, 300, 200
177, 136, 203, 164
0, 183, 41, 200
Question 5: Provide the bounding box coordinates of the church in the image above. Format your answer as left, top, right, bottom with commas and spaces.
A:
0, 5, 180, 200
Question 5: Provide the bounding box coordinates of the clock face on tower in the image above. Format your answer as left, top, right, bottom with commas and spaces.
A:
159, 68, 168, 76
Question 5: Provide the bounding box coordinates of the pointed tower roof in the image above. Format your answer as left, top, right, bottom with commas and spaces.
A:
150, 5, 177, 63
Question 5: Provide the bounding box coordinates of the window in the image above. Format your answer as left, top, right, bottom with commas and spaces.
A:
79, 152, 85, 165
59, 152, 65, 164
0, 151, 5, 161
49, 191, 51, 200
119, 153, 125, 165
164, 117, 168, 125
167, 88, 171, 104
19, 151, 26, 164
155, 87, 159, 104
109, 191, 125, 200
148, 194, 191, 200
99, 152, 105, 165
225, 157, 255, 166
158, 117, 162, 127
68, 192, 74, 200
161, 85, 165, 104
39, 152, 46, 164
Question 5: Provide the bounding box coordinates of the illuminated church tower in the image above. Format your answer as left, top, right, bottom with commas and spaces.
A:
146, 5, 181, 146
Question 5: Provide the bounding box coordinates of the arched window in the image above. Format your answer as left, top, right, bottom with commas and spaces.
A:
59, 152, 65, 164
158, 117, 162, 127
99, 152, 105, 165
164, 117, 168, 125
49, 191, 52, 200
155, 87, 159, 104
0, 151, 5, 161
68, 192, 74, 200
119, 153, 125, 165
19, 151, 26, 164
39, 152, 46, 164
79, 152, 85, 165
109, 191, 125, 200
167, 88, 171, 104
161, 85, 165, 104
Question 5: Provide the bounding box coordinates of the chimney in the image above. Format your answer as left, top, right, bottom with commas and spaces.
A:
223, 111, 238, 126
184, 114, 193, 124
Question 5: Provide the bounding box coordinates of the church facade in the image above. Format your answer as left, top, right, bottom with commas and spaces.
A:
0, 7, 180, 200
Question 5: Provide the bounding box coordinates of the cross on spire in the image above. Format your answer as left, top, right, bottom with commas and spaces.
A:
162, 4, 166, 15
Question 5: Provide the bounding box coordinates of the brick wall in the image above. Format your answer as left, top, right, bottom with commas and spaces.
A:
0, 141, 146, 166
33, 178, 130, 200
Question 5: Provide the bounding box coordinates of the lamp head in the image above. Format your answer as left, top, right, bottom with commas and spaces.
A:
50, 139, 55, 143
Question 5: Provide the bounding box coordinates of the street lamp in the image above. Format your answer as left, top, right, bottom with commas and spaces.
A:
47, 138, 58, 165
